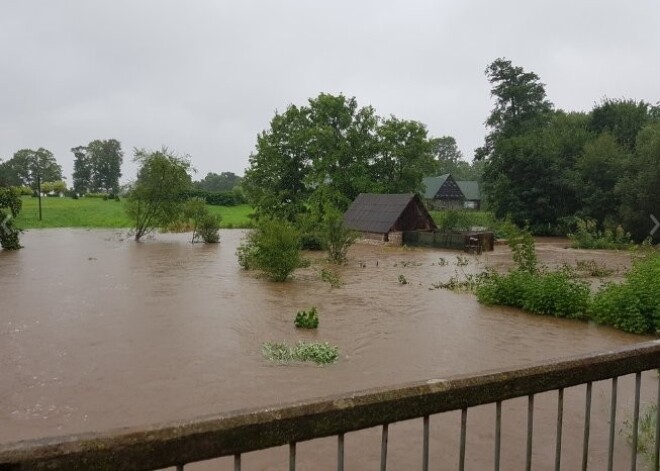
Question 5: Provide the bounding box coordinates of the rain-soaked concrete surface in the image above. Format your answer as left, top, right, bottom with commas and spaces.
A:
0, 230, 655, 469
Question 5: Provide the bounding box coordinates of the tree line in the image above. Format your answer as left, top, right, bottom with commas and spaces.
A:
477, 58, 660, 241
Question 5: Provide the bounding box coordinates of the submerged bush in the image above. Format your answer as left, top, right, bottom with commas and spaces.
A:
569, 218, 632, 249
262, 341, 339, 365
236, 218, 309, 281
589, 252, 660, 334
477, 269, 590, 319
294, 306, 319, 329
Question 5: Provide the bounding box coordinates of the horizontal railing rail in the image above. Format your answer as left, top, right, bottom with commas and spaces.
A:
2, 340, 660, 471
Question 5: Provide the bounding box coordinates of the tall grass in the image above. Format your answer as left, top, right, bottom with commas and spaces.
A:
14, 197, 254, 229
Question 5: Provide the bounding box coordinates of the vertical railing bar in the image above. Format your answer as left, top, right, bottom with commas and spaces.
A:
526, 394, 534, 471
176, 465, 184, 471
608, 377, 618, 471
655, 370, 660, 471
381, 423, 389, 471
459, 407, 467, 471
494, 401, 502, 471
423, 415, 430, 471
234, 453, 241, 471
555, 388, 564, 471
338, 433, 345, 471
582, 382, 592, 471
631, 372, 641, 471
289, 442, 296, 471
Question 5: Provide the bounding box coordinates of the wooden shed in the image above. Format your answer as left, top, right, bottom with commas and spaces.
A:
343, 193, 437, 245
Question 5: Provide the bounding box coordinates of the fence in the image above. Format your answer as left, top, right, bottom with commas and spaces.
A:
403, 230, 494, 252
1, 341, 660, 470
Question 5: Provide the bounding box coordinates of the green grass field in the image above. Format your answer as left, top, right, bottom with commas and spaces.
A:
14, 196, 254, 229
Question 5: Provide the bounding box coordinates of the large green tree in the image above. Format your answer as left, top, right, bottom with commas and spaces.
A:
2, 148, 63, 190
126, 148, 193, 241
72, 139, 123, 194
243, 93, 435, 220
194, 172, 241, 192
618, 122, 660, 242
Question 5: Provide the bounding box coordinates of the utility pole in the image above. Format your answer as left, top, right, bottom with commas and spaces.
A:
37, 175, 42, 221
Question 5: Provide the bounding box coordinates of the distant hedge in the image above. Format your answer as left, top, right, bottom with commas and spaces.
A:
179, 190, 246, 206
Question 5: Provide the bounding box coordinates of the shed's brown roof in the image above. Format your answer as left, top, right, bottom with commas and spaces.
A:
343, 193, 436, 234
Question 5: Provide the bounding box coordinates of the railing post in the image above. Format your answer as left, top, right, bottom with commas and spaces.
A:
582, 382, 592, 470
422, 415, 429, 471
631, 372, 642, 471
526, 394, 534, 471
608, 377, 618, 471
380, 424, 389, 471
459, 408, 467, 471
555, 388, 563, 471
494, 401, 502, 471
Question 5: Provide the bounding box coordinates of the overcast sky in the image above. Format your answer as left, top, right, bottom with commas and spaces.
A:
1, 1, 659, 183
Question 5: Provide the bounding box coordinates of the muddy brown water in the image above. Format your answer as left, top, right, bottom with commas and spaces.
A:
0, 230, 655, 470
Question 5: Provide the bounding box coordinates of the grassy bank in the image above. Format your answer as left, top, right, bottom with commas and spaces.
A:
15, 196, 254, 229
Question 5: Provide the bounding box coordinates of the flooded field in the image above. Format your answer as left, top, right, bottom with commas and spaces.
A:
0, 230, 654, 469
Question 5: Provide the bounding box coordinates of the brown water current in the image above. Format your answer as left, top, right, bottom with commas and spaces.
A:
0, 230, 655, 469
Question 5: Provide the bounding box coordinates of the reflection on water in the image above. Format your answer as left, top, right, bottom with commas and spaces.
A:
0, 230, 652, 469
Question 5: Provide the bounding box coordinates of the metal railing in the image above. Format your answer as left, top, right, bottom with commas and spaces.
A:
2, 340, 660, 470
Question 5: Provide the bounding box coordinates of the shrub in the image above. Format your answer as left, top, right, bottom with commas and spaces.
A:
477, 269, 590, 319
589, 253, 660, 334
262, 341, 339, 365
236, 218, 309, 281
322, 206, 357, 264
294, 306, 319, 329
0, 187, 22, 250
320, 268, 342, 288
197, 213, 220, 243
569, 218, 632, 249
183, 197, 221, 243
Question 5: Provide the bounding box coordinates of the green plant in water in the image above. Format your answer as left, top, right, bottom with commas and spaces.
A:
622, 402, 658, 466
294, 306, 319, 329
398, 274, 408, 285
574, 259, 614, 277
455, 255, 469, 267
320, 268, 342, 288
569, 217, 632, 250
0, 187, 22, 250
262, 341, 339, 365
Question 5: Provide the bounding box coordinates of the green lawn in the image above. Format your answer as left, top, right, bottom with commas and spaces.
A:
15, 196, 254, 229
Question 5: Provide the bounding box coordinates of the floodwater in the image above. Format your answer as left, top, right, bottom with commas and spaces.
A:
0, 230, 655, 470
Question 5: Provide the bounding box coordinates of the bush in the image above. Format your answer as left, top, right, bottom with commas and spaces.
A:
295, 306, 319, 329
569, 218, 632, 249
236, 218, 309, 281
197, 213, 220, 243
262, 341, 339, 365
476, 269, 590, 319
322, 206, 357, 264
179, 189, 246, 206
589, 252, 660, 334
0, 187, 22, 250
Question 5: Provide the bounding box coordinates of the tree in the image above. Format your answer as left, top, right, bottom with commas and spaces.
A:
182, 197, 221, 243
589, 99, 654, 152
126, 148, 193, 241
41, 180, 67, 194
475, 58, 553, 161
71, 146, 92, 195
574, 133, 629, 225
194, 172, 241, 192
321, 205, 357, 264
236, 218, 309, 281
0, 187, 22, 250
71, 139, 123, 194
3, 148, 63, 190
428, 136, 483, 180
243, 93, 435, 221
618, 122, 660, 242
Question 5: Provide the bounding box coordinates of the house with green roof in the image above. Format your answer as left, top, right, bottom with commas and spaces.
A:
422, 174, 481, 210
